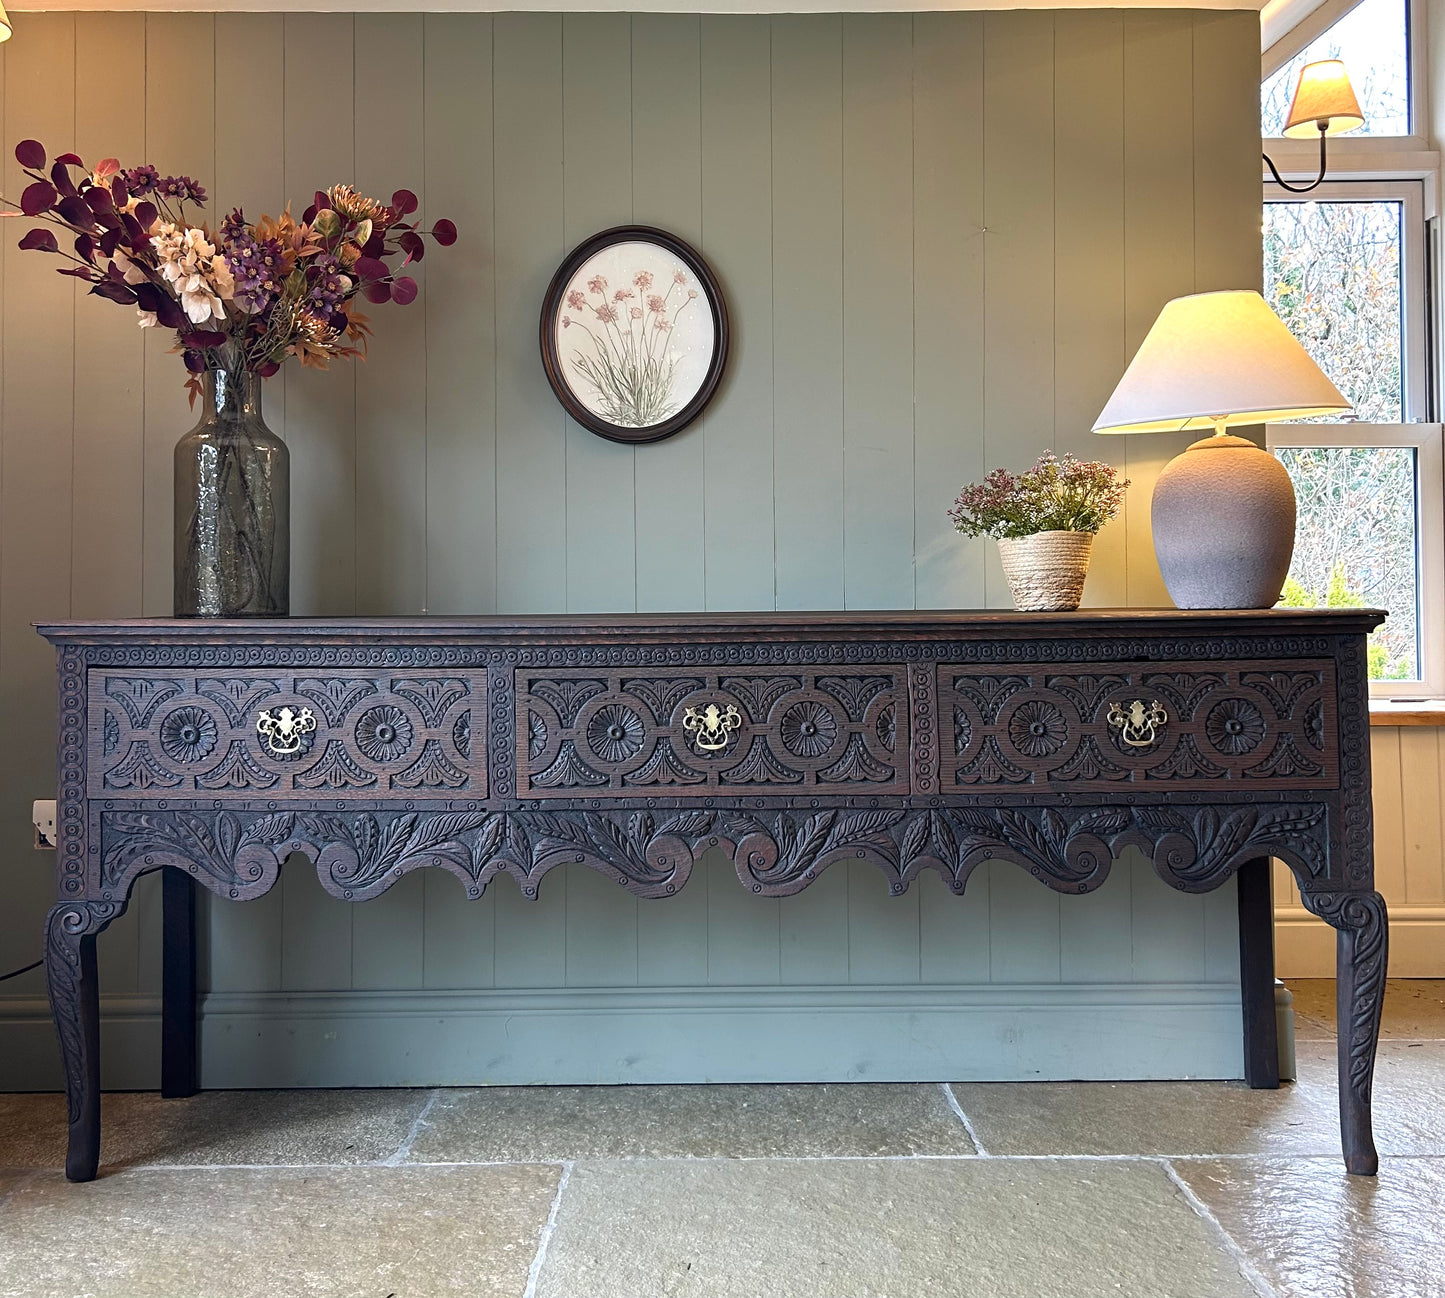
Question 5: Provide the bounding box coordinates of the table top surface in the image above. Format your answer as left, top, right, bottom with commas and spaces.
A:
36, 607, 1388, 643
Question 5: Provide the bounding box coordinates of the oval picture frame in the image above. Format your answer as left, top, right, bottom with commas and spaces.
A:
539, 225, 729, 445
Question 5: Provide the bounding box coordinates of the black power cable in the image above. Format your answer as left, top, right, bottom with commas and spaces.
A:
0, 959, 42, 983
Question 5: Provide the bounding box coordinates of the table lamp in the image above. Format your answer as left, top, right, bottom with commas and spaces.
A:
1092, 289, 1350, 609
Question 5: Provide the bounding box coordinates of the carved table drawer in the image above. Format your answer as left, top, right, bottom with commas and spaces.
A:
939, 660, 1338, 791
516, 666, 910, 798
89, 669, 486, 799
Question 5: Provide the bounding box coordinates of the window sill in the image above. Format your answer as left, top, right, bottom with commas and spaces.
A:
1369, 699, 1445, 726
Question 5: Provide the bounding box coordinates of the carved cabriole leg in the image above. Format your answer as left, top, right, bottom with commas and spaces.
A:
1299, 888, 1388, 1175
45, 901, 120, 1183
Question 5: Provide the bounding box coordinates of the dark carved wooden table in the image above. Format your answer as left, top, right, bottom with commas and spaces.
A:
38, 609, 1387, 1180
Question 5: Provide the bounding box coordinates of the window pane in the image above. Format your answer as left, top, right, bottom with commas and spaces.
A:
1276, 445, 1419, 679
1262, 0, 1409, 136
1264, 199, 1403, 422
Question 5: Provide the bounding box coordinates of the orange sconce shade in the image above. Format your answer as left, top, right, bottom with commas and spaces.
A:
1283, 59, 1364, 137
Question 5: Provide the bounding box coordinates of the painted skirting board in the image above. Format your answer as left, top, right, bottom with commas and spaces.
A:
1275, 904, 1445, 978
0, 983, 1251, 1091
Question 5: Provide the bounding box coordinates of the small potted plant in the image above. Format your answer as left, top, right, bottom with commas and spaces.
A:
948, 452, 1128, 611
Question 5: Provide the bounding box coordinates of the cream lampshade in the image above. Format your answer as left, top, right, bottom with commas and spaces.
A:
1093, 289, 1351, 609
0, 4, 12, 42
1283, 59, 1364, 137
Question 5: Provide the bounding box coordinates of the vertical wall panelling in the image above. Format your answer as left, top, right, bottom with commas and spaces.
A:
281, 13, 356, 619
354, 15, 428, 616
704, 849, 781, 985
1052, 10, 1128, 610
698, 15, 774, 613
631, 16, 707, 613
841, 14, 914, 611
1121, 11, 1197, 607
423, 14, 497, 616
1368, 727, 1407, 901
981, 11, 1057, 608
778, 866, 850, 985
846, 863, 921, 985
1401, 728, 1445, 903
350, 14, 429, 992
919, 868, 992, 985
0, 12, 1280, 1087
562, 13, 636, 620
1191, 10, 1263, 295
1, 15, 73, 1003
493, 13, 566, 614
770, 15, 844, 610
913, 12, 986, 612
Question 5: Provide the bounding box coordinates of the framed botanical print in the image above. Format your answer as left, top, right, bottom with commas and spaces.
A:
539, 225, 729, 444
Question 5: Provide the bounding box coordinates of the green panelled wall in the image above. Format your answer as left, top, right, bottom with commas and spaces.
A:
0, 9, 1263, 1089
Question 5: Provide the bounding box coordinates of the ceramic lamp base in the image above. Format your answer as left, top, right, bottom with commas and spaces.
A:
1150, 433, 1297, 609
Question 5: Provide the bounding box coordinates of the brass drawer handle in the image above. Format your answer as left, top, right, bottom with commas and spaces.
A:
1108, 699, 1168, 748
256, 705, 317, 756
682, 703, 742, 752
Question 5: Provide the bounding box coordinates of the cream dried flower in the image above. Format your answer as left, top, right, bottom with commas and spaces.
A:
150, 222, 234, 326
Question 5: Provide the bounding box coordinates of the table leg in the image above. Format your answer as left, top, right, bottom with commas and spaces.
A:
1236, 856, 1280, 1089
45, 903, 106, 1183
1300, 888, 1388, 1175
161, 870, 199, 1098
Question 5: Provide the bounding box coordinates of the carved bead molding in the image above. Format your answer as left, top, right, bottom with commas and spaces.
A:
98, 801, 1335, 906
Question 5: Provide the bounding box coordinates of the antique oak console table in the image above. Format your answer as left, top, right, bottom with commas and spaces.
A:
38, 609, 1387, 1181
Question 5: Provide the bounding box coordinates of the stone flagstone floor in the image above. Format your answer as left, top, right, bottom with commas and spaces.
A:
0, 979, 1442, 1297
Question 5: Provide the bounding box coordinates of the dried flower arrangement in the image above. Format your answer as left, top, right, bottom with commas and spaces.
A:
2, 139, 456, 403
948, 452, 1129, 540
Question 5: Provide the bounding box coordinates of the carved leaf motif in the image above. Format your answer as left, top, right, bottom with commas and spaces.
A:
930, 810, 958, 864
1075, 809, 1130, 838
103, 811, 245, 889
216, 812, 241, 863
899, 814, 930, 867
827, 809, 906, 847
474, 815, 507, 871
240, 811, 297, 847
659, 810, 715, 837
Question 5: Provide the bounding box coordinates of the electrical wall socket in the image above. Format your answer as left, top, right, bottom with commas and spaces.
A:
32, 800, 56, 850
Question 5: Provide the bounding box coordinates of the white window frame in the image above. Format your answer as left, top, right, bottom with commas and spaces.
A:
1262, 0, 1426, 147
1263, 179, 1429, 421
1266, 422, 1445, 698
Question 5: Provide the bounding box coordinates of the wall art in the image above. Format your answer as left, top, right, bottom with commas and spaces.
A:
540, 225, 728, 444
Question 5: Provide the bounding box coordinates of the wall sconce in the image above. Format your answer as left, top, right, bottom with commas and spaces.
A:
1262, 59, 1364, 194
0, 4, 11, 43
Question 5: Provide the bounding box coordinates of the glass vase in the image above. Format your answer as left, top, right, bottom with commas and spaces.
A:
174, 369, 289, 617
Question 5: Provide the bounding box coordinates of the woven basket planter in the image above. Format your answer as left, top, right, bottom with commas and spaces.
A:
996, 530, 1094, 612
